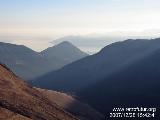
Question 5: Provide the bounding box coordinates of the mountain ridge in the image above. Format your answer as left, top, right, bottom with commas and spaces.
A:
0, 41, 88, 80
31, 38, 160, 92
31, 38, 160, 119
78, 46, 160, 116
41, 41, 88, 68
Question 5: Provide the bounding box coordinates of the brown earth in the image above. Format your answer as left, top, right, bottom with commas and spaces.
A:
0, 64, 78, 120
36, 88, 104, 120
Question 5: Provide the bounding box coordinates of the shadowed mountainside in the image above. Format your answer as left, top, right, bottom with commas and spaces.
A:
78, 48, 160, 117
32, 38, 160, 93
0, 42, 55, 80
31, 38, 160, 119
0, 41, 88, 81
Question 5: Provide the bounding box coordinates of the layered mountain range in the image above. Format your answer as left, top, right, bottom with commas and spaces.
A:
32, 38, 160, 119
0, 41, 88, 80
32, 38, 160, 91
2, 38, 160, 119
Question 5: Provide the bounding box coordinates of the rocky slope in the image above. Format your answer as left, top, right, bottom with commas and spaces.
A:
0, 63, 104, 120
36, 88, 104, 120
0, 64, 78, 120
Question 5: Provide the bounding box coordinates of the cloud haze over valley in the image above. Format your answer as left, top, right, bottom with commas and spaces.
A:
1, 0, 160, 53
1, 32, 160, 54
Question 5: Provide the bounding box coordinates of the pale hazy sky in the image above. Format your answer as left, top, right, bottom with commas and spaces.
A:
0, 0, 160, 53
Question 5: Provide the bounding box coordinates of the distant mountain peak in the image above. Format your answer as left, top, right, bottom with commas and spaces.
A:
41, 41, 88, 67
53, 41, 77, 49
58, 41, 72, 45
